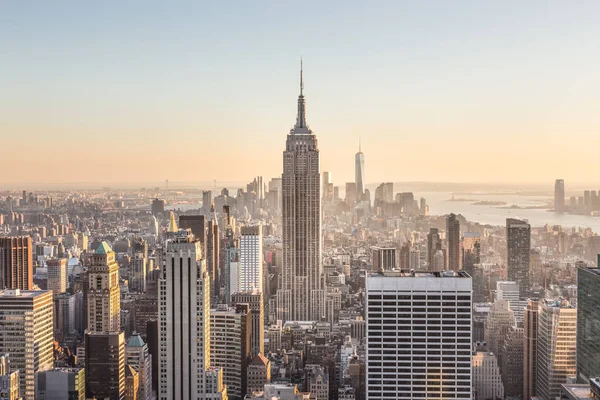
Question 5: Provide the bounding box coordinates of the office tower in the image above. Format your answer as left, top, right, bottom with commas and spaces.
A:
322, 172, 332, 204
247, 353, 271, 395
206, 209, 220, 299
126, 333, 152, 400
125, 366, 139, 400
365, 271, 472, 399
426, 228, 444, 270
496, 280, 519, 301
231, 291, 264, 358
35, 367, 85, 400
240, 225, 263, 292
0, 354, 19, 400
462, 232, 481, 275
371, 247, 396, 272
577, 266, 600, 383
130, 252, 147, 293
554, 179, 565, 212
85, 331, 126, 400
355, 141, 365, 199
158, 230, 225, 399
224, 219, 240, 303
278, 63, 324, 322
178, 215, 206, 247
210, 304, 252, 400
0, 290, 54, 400
151, 198, 165, 215
536, 299, 577, 400
87, 242, 121, 332
384, 182, 393, 203
446, 213, 461, 270
46, 258, 67, 295
146, 320, 158, 395
499, 326, 524, 397
203, 191, 212, 214
345, 182, 357, 204
0, 236, 33, 290
472, 351, 504, 400
506, 218, 531, 297
54, 293, 76, 341
523, 299, 539, 400
149, 216, 159, 239
484, 299, 516, 356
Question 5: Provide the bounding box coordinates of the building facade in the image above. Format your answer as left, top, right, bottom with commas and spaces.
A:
85, 331, 126, 400
87, 242, 121, 332
577, 267, 600, 383
239, 225, 263, 293
506, 218, 531, 297
446, 213, 461, 270
35, 368, 85, 400
231, 291, 264, 358
46, 258, 67, 295
0, 236, 33, 290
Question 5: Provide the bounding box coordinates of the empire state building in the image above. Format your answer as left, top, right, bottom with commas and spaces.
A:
277, 62, 325, 322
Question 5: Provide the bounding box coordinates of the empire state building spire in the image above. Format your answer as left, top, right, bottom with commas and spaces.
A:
294, 59, 309, 131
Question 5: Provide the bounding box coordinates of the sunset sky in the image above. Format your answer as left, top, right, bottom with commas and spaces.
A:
2, 1, 600, 187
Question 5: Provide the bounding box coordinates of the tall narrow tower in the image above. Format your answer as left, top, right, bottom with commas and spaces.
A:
355, 139, 365, 200
277, 61, 324, 322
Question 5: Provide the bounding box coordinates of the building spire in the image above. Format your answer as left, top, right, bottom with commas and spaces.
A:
359, 137, 361, 152
295, 58, 307, 130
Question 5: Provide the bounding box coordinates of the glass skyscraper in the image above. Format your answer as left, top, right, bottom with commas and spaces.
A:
577, 266, 600, 383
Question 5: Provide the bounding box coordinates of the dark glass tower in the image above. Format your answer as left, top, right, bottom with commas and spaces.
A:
577, 266, 600, 383
506, 218, 530, 298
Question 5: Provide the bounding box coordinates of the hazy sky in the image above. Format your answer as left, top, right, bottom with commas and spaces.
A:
2, 1, 600, 187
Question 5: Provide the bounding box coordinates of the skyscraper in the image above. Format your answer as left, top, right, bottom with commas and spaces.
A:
365, 271, 472, 399
577, 266, 600, 383
554, 179, 565, 212
158, 230, 225, 399
87, 242, 121, 332
126, 333, 153, 400
426, 228, 444, 270
523, 299, 539, 400
231, 291, 264, 358
46, 258, 67, 295
0, 236, 33, 290
85, 331, 126, 400
536, 299, 577, 400
446, 213, 461, 270
278, 62, 324, 322
322, 172, 332, 204
506, 218, 531, 298
355, 140, 365, 200
239, 225, 263, 293
371, 247, 396, 272
178, 215, 206, 249
462, 232, 481, 275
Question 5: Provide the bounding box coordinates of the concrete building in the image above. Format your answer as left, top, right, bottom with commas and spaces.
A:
0, 354, 19, 400
0, 236, 33, 290
500, 326, 524, 397
0, 289, 53, 400
472, 351, 504, 400
231, 290, 264, 358
278, 63, 324, 322
247, 353, 271, 395
506, 218, 531, 297
126, 333, 152, 400
125, 365, 139, 400
365, 271, 472, 399
46, 258, 67, 295
484, 299, 516, 356
35, 368, 85, 400
240, 225, 263, 292
85, 331, 126, 400
577, 267, 600, 383
371, 247, 396, 272
87, 242, 121, 332
446, 213, 461, 270
158, 230, 226, 399
537, 299, 577, 400
210, 304, 252, 400
54, 292, 76, 341
523, 299, 539, 400
305, 365, 328, 400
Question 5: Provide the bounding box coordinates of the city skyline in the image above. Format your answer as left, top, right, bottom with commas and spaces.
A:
2, 2, 600, 185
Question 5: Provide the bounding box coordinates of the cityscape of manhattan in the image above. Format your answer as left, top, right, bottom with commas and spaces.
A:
2, 2, 600, 400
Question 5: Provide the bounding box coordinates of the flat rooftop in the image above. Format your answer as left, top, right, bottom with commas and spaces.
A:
0, 289, 51, 298
561, 383, 593, 399
368, 270, 470, 278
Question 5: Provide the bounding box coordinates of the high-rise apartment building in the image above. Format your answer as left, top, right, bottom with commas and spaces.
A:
0, 236, 33, 290
87, 242, 121, 332
355, 141, 365, 199
427, 228, 444, 270
35, 367, 86, 400
523, 299, 539, 400
506, 218, 531, 297
210, 304, 252, 400
536, 299, 577, 400
85, 331, 126, 400
555, 179, 565, 212
278, 63, 324, 322
158, 230, 225, 399
462, 232, 481, 275
577, 266, 600, 383
371, 247, 396, 272
231, 291, 264, 358
0, 354, 20, 400
46, 258, 67, 295
0, 289, 54, 400
126, 333, 153, 400
446, 213, 461, 270
240, 225, 263, 292
365, 271, 472, 400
